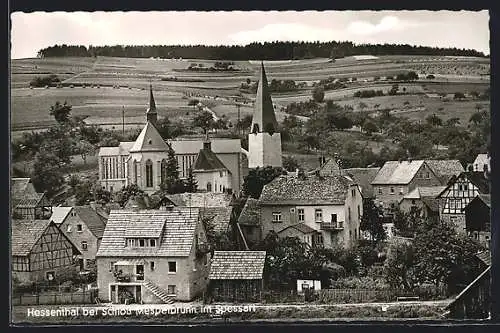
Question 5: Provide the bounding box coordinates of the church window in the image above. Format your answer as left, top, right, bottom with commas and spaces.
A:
146, 160, 153, 187
148, 139, 152, 145
207, 182, 212, 192
161, 159, 167, 185
134, 161, 138, 184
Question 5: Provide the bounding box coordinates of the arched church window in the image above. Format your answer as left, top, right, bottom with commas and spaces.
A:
160, 159, 167, 185
251, 124, 259, 134
134, 160, 138, 184
146, 159, 153, 188
207, 182, 212, 192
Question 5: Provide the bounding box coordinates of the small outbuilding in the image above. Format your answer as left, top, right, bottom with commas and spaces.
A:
208, 251, 266, 303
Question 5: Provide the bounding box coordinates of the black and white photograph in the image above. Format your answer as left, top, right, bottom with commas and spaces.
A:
9, 9, 493, 324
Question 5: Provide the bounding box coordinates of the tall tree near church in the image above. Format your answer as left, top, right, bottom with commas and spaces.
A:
162, 146, 185, 194
185, 167, 198, 193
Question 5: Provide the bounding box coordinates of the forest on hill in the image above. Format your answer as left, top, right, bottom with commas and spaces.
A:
36, 41, 486, 60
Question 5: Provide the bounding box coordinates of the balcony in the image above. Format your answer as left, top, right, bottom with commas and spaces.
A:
320, 221, 344, 231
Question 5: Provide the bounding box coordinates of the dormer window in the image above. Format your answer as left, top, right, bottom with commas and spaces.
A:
150, 239, 156, 247
139, 239, 145, 247
127, 238, 158, 248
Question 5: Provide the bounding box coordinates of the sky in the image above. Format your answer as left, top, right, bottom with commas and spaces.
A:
10, 10, 490, 59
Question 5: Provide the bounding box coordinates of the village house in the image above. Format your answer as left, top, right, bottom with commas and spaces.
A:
463, 194, 491, 248
258, 173, 363, 249
191, 140, 232, 193
470, 153, 490, 173
436, 171, 490, 234
12, 219, 81, 284
98, 85, 246, 195
343, 167, 381, 200
371, 159, 464, 209
11, 178, 52, 219
207, 251, 266, 303
398, 186, 446, 218
95, 208, 211, 304
50, 206, 107, 271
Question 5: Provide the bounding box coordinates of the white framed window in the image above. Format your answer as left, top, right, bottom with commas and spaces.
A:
77, 224, 83, 232
128, 239, 137, 247
150, 261, 155, 271
298, 209, 305, 222
139, 239, 145, 247
167, 285, 176, 295
331, 214, 337, 223
378, 187, 382, 194
150, 239, 156, 247
399, 187, 404, 194
272, 212, 282, 223
390, 187, 395, 194
168, 261, 177, 273
110, 262, 116, 272
81, 241, 88, 251
315, 209, 323, 222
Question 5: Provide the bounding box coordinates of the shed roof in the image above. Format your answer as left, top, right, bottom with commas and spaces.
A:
96, 208, 199, 257
209, 251, 266, 280
260, 175, 354, 205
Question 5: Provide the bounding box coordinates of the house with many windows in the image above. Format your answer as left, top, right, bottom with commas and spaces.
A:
95, 208, 210, 303
11, 219, 81, 284
436, 171, 490, 234
371, 159, 464, 210
50, 206, 107, 271
258, 173, 363, 249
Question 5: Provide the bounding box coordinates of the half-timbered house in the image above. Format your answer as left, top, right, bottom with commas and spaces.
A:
208, 251, 266, 303
11, 220, 80, 284
436, 171, 490, 233
11, 178, 52, 219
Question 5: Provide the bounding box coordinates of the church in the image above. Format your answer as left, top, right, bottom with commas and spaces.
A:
98, 62, 282, 196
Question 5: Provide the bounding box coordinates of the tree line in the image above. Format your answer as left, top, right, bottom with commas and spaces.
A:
37, 42, 486, 60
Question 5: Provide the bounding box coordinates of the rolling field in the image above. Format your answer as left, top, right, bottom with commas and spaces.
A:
11, 55, 490, 139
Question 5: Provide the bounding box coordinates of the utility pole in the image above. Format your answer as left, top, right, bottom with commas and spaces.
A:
122, 106, 125, 136
236, 103, 241, 136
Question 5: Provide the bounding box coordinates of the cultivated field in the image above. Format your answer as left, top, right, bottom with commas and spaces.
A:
11, 55, 490, 139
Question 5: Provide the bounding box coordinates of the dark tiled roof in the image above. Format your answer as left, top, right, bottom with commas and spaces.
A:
165, 193, 232, 208
209, 251, 266, 280
238, 198, 260, 226
192, 148, 228, 171
344, 167, 380, 198
465, 172, 490, 194
422, 197, 439, 212
74, 206, 108, 239
319, 159, 340, 177
278, 223, 317, 235
260, 175, 354, 205
96, 208, 199, 257
11, 178, 35, 199
426, 160, 464, 184
200, 207, 232, 233
13, 192, 45, 208
11, 219, 51, 256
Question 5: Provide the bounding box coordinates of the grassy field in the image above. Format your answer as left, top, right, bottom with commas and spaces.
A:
11, 55, 490, 140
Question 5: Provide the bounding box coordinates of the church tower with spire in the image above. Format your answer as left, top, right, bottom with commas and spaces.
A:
248, 62, 282, 168
146, 84, 157, 126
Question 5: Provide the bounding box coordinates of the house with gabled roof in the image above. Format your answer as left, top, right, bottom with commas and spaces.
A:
371, 159, 464, 209
95, 207, 211, 303
11, 178, 52, 219
463, 194, 491, 248
259, 174, 363, 249
208, 251, 266, 303
192, 140, 232, 193
398, 186, 446, 218
277, 223, 317, 247
98, 85, 246, 195
52, 206, 107, 271
343, 167, 381, 199
237, 198, 261, 248
12, 220, 80, 284
436, 171, 490, 234
470, 153, 490, 173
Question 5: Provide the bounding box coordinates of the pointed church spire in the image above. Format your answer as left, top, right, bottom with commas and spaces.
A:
146, 84, 157, 125
250, 62, 278, 134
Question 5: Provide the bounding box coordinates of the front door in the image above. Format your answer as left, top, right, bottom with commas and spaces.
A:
136, 265, 144, 281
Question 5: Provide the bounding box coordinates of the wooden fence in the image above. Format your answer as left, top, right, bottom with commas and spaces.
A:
12, 289, 98, 306
263, 286, 446, 304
